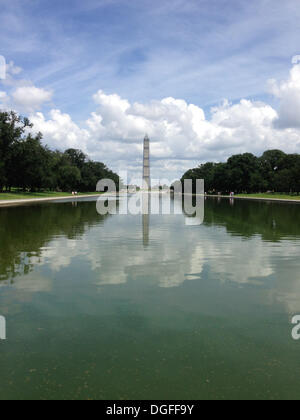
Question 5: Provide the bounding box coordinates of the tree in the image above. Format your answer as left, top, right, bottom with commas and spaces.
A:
57, 165, 81, 191
281, 154, 300, 193
181, 149, 300, 195
213, 163, 230, 193
0, 111, 32, 191
0, 111, 120, 193
260, 150, 286, 191
8, 133, 51, 191
195, 162, 216, 192
227, 153, 260, 193
64, 149, 87, 169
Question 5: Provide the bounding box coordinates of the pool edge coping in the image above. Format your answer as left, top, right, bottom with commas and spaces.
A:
0, 194, 105, 208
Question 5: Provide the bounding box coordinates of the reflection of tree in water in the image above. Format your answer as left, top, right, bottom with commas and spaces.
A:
1, 196, 299, 285
200, 197, 300, 241
0, 201, 109, 283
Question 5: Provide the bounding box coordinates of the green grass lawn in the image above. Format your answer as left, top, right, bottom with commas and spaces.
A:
236, 193, 300, 201
0, 191, 101, 201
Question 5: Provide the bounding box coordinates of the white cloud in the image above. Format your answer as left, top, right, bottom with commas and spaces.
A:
268, 64, 300, 129
12, 86, 52, 112
30, 109, 90, 151
6, 62, 299, 180
6, 60, 22, 76
83, 75, 300, 177
0, 91, 9, 110
0, 91, 8, 102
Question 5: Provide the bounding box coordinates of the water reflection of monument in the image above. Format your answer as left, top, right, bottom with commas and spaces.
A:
143, 134, 151, 190
142, 193, 150, 246
142, 134, 151, 245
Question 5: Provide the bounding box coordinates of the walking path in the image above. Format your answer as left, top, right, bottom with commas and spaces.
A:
203, 194, 300, 204
0, 191, 299, 208
0, 194, 104, 208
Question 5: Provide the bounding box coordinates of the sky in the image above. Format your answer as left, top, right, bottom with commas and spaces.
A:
1, 0, 300, 182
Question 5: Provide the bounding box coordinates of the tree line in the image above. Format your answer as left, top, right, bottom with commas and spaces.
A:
181, 150, 300, 194
0, 111, 119, 192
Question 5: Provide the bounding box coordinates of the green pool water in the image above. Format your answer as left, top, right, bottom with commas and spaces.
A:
0, 194, 300, 400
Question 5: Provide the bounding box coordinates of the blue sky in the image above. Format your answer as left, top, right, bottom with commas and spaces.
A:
1, 0, 300, 180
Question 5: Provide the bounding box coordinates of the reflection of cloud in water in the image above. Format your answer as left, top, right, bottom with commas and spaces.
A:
13, 272, 52, 293
23, 215, 300, 289
2, 195, 300, 313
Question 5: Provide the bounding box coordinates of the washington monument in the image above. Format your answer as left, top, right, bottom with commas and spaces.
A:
143, 134, 151, 190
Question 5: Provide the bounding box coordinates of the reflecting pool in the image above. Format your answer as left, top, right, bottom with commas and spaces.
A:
0, 194, 300, 400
